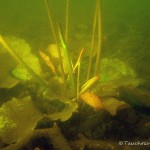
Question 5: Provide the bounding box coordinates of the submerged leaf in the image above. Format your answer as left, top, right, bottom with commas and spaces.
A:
0, 96, 42, 144
94, 58, 141, 98
99, 58, 137, 84
0, 35, 31, 59
58, 24, 75, 90
102, 97, 126, 116
12, 54, 42, 81
47, 99, 78, 121
47, 44, 64, 59
80, 75, 100, 94
43, 76, 64, 100
0, 36, 46, 86
0, 52, 19, 88
80, 92, 103, 111
46, 44, 68, 74
73, 48, 84, 72
39, 51, 56, 75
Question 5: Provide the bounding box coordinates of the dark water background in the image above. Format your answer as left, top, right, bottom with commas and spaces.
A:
0, 0, 150, 88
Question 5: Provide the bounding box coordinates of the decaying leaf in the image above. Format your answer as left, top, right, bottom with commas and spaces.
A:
47, 99, 78, 121
73, 48, 84, 72
39, 51, 56, 75
80, 92, 103, 111
80, 75, 100, 94
102, 97, 127, 116
46, 43, 71, 75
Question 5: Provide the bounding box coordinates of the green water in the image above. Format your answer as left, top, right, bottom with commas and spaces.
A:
0, 0, 150, 86
0, 1, 150, 148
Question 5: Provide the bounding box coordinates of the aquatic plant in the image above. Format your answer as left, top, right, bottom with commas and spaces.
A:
0, 0, 142, 124
2, 36, 42, 81
44, 0, 65, 82
99, 58, 137, 84
0, 96, 42, 144
0, 35, 47, 88
0, 35, 78, 119
0, 1, 150, 149
0, 49, 19, 89
42, 0, 103, 110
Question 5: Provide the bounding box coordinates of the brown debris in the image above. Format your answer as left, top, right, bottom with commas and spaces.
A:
1, 123, 72, 150
69, 134, 120, 150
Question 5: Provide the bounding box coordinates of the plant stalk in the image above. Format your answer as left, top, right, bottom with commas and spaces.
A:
94, 0, 102, 75
58, 23, 75, 92
65, 0, 69, 44
44, 0, 65, 82
87, 0, 98, 81
77, 62, 80, 100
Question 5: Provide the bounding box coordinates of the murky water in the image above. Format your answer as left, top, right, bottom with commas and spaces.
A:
1, 0, 149, 79
0, 1, 150, 149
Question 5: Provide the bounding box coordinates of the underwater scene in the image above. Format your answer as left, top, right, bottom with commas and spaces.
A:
0, 0, 150, 149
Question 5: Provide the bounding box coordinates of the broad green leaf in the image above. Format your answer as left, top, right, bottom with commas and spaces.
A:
0, 52, 19, 88
0, 96, 42, 144
12, 54, 42, 81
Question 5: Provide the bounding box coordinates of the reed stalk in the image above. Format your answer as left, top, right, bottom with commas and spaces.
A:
44, 0, 65, 82
94, 0, 102, 75
77, 62, 80, 100
65, 0, 69, 44
86, 0, 98, 81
